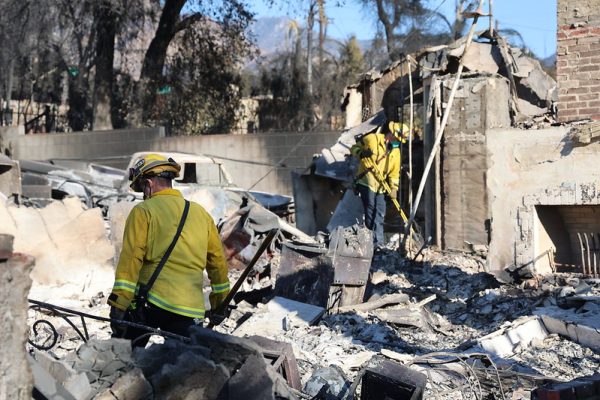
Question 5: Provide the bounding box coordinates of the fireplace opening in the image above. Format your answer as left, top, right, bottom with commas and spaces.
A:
534, 205, 600, 276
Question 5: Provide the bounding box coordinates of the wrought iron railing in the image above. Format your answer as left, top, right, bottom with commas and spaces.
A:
27, 299, 189, 351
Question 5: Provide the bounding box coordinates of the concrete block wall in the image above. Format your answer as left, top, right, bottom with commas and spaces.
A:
362, 59, 411, 121
8, 127, 165, 162
378, 61, 411, 121
557, 0, 600, 122
150, 131, 339, 195
4, 128, 339, 196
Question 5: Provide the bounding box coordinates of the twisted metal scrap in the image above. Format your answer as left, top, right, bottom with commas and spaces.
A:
27, 299, 189, 351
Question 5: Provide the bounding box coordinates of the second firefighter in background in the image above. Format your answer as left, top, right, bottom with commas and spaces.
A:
351, 122, 408, 248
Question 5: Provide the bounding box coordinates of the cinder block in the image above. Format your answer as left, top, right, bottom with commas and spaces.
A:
95, 368, 152, 400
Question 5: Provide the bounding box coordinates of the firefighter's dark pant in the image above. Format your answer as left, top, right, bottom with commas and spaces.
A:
112, 302, 199, 348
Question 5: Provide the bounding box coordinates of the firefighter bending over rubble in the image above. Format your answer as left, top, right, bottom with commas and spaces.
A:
351, 121, 408, 249
108, 153, 230, 345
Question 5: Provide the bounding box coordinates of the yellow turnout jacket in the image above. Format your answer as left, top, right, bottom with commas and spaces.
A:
108, 188, 230, 319
351, 132, 400, 194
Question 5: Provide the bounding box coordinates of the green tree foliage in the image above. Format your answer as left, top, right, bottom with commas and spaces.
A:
257, 35, 314, 131
340, 36, 365, 82
248, 1, 370, 131
251, 27, 367, 131
153, 14, 255, 134
134, 0, 255, 132
0, 0, 255, 134
312, 36, 366, 130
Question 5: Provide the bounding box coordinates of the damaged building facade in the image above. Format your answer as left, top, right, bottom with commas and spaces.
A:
327, 0, 600, 278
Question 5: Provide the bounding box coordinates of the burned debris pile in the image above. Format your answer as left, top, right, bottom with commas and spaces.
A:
14, 224, 599, 399
0, 11, 599, 400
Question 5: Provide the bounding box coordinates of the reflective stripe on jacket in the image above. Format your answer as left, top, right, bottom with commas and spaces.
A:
108, 188, 230, 318
351, 132, 400, 194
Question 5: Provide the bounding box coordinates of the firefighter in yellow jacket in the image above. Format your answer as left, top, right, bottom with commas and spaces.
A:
351, 122, 407, 248
108, 153, 230, 343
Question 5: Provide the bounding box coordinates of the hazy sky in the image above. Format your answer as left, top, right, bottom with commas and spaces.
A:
250, 0, 557, 58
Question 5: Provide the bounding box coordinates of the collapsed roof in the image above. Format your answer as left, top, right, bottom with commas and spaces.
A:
342, 31, 557, 128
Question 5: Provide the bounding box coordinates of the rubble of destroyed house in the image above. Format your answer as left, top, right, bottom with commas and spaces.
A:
1, 9, 600, 400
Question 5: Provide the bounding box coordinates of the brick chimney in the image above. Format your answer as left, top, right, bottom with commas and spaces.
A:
557, 0, 600, 122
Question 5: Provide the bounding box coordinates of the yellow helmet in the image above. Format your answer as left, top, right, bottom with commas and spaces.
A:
129, 153, 181, 192
388, 121, 410, 140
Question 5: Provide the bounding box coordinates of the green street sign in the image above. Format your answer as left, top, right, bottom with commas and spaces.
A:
68, 66, 79, 77
157, 85, 172, 94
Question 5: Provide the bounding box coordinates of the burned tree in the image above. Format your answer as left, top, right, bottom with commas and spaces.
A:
357, 0, 454, 60
133, 0, 255, 131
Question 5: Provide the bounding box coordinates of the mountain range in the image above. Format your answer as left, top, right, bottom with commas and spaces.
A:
249, 16, 296, 57
248, 16, 556, 70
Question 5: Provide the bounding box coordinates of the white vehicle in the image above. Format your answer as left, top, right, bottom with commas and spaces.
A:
122, 151, 294, 219
122, 151, 236, 192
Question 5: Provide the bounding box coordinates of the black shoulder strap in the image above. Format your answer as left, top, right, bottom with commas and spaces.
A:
138, 200, 190, 302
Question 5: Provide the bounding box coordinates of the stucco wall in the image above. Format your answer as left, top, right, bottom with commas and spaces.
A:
486, 126, 600, 274
0, 253, 34, 399
441, 75, 511, 250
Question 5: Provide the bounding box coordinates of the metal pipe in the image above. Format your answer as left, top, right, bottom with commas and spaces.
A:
489, 0, 494, 38
28, 298, 191, 342
208, 228, 279, 328
402, 0, 485, 250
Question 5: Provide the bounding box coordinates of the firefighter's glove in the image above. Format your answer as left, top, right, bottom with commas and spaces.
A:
389, 188, 398, 200
359, 149, 373, 159
207, 306, 232, 326
387, 141, 400, 151
109, 306, 127, 338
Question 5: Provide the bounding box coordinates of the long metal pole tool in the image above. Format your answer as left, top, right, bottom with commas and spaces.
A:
360, 156, 422, 246
401, 0, 485, 251
362, 156, 407, 221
